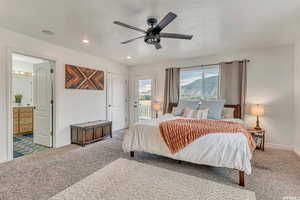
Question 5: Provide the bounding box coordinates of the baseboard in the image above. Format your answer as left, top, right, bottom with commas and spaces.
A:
294, 147, 300, 158
265, 143, 293, 151
265, 143, 300, 158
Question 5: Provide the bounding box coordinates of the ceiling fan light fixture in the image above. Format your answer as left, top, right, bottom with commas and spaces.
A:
113, 12, 193, 50
144, 34, 160, 45
155, 43, 162, 49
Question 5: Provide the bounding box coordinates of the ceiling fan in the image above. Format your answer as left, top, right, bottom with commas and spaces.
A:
113, 12, 193, 49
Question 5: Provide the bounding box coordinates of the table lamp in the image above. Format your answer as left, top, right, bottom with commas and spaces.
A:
251, 104, 264, 130
152, 102, 161, 118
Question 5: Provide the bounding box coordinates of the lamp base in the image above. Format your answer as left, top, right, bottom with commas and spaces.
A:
254, 126, 262, 131
254, 116, 262, 130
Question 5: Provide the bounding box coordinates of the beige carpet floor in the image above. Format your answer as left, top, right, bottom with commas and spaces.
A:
49, 158, 256, 200
0, 130, 299, 200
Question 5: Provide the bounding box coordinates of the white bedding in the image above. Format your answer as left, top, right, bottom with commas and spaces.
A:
123, 114, 253, 174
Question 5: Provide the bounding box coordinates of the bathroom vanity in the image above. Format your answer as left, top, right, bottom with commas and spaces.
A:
13, 106, 34, 136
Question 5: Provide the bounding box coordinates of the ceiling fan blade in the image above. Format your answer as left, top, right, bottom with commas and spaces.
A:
160, 33, 193, 40
121, 36, 145, 44
155, 43, 162, 49
153, 12, 177, 33
113, 21, 147, 33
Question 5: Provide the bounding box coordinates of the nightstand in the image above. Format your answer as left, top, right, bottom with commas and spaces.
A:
247, 128, 265, 151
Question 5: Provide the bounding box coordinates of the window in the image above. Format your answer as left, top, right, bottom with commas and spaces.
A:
180, 66, 220, 101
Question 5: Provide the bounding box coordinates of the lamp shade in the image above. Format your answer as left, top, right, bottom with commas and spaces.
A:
152, 102, 161, 111
250, 104, 264, 116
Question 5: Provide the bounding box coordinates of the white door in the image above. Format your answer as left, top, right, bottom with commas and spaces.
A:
133, 77, 154, 123
107, 73, 128, 131
33, 62, 52, 147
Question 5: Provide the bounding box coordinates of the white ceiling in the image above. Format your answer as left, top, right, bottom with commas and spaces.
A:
1, 0, 300, 66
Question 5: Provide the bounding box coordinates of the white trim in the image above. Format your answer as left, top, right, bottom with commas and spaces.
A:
6, 48, 13, 161
265, 143, 293, 151
294, 147, 300, 158
6, 47, 57, 161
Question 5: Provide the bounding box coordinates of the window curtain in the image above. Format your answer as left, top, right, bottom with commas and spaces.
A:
219, 60, 247, 118
163, 68, 180, 114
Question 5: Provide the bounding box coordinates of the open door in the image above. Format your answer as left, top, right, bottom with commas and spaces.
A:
33, 62, 52, 147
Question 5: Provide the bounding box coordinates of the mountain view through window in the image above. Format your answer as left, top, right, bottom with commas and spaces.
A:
180, 66, 220, 101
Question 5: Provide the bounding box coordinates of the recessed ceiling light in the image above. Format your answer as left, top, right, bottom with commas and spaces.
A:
42, 29, 54, 35
127, 56, 132, 59
82, 39, 89, 44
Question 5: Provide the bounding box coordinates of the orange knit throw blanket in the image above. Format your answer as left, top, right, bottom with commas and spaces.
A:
159, 119, 256, 154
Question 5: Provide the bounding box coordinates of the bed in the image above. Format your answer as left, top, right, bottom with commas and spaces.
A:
123, 104, 253, 186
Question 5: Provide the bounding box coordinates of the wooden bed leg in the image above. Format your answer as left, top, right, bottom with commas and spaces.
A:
239, 171, 245, 187
178, 160, 182, 164
130, 151, 134, 158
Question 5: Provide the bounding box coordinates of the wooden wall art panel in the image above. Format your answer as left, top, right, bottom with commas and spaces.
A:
65, 64, 104, 90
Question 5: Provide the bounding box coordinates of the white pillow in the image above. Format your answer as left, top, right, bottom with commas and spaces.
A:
183, 108, 209, 119
222, 107, 235, 119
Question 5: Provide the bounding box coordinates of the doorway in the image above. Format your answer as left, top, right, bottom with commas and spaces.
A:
133, 77, 155, 122
11, 53, 54, 158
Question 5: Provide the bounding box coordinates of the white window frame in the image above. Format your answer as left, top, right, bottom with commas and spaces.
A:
180, 65, 220, 101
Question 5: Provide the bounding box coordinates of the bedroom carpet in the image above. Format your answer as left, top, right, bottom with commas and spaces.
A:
49, 158, 256, 200
0, 130, 299, 200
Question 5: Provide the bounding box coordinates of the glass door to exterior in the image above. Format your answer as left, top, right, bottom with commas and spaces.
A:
134, 79, 152, 121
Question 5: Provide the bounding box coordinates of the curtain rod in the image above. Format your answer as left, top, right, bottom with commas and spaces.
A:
181, 59, 250, 70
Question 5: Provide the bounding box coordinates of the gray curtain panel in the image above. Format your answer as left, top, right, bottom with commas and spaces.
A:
163, 68, 180, 114
220, 60, 247, 118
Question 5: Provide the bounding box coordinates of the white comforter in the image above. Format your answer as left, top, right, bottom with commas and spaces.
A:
123, 114, 253, 174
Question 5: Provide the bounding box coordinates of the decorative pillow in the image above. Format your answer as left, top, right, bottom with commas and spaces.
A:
222, 107, 235, 119
174, 100, 200, 116
183, 108, 209, 119
198, 100, 225, 120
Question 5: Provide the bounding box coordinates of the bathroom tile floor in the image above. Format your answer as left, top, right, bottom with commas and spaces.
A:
13, 133, 48, 158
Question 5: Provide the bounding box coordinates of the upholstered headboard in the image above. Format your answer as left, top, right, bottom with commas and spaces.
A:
167, 103, 242, 119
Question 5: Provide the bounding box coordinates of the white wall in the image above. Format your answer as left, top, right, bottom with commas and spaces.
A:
13, 59, 34, 73
0, 27, 128, 163
294, 41, 300, 156
129, 45, 295, 149
12, 74, 33, 106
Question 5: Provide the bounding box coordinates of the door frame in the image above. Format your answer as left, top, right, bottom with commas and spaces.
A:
106, 72, 129, 130
6, 48, 57, 161
132, 75, 156, 123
